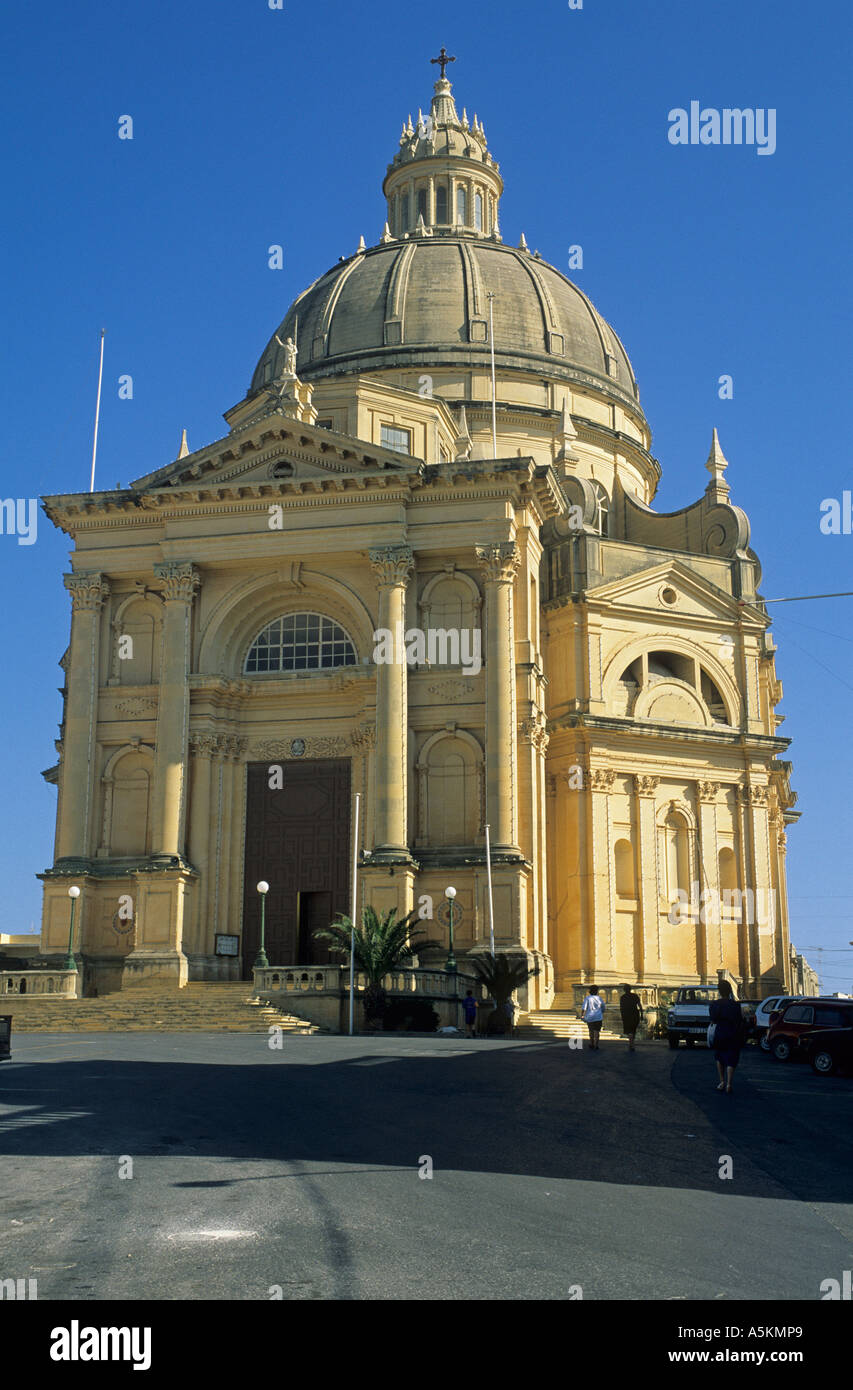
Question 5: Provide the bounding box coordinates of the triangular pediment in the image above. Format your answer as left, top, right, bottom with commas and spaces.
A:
130, 417, 418, 494
585, 559, 765, 627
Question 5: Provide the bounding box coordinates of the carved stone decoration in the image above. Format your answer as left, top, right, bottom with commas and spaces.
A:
518, 715, 549, 754
589, 768, 617, 792
696, 780, 720, 802
64, 572, 110, 611
368, 545, 414, 587
189, 732, 226, 759
634, 774, 660, 797
114, 697, 157, 717
153, 561, 202, 604
350, 722, 376, 751
250, 736, 349, 760
475, 541, 521, 584
427, 678, 476, 699
744, 784, 769, 807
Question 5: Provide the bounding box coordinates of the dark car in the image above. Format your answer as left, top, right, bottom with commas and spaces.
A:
768, 1000, 853, 1061
804, 1027, 853, 1077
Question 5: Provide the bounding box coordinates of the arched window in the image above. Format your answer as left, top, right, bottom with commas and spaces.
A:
591, 482, 609, 537
474, 192, 483, 231
456, 186, 467, 224
400, 196, 409, 233
245, 614, 357, 673
417, 188, 427, 222
436, 184, 448, 223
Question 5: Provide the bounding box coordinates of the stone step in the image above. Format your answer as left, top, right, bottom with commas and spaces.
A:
0, 991, 321, 1034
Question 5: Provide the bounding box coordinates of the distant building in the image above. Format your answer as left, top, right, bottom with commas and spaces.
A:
790, 947, 820, 996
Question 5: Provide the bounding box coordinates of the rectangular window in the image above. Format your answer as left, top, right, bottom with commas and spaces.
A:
380, 424, 412, 454
316, 419, 333, 430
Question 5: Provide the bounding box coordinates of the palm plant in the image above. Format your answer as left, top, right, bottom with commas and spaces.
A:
470, 952, 541, 1034
313, 906, 441, 1027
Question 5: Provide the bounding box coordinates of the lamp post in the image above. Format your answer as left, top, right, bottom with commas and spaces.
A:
255, 881, 270, 970
65, 886, 80, 973
444, 886, 457, 973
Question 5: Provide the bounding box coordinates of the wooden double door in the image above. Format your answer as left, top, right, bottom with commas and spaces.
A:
241, 758, 351, 975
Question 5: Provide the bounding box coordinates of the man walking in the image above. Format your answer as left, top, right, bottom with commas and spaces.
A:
619, 983, 644, 1051
462, 990, 478, 1039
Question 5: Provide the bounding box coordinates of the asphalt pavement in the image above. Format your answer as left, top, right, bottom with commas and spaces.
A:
1, 1032, 851, 1300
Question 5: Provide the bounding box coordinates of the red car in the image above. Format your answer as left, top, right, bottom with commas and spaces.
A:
767, 1000, 853, 1061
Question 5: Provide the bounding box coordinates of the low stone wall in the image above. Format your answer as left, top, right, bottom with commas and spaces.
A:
253, 965, 485, 1034
0, 970, 79, 999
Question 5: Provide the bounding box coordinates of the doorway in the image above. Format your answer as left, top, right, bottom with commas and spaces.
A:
241, 758, 351, 975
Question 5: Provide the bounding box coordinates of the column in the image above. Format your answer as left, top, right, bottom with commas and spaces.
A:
696, 781, 721, 978
151, 562, 201, 858
369, 545, 413, 855
187, 733, 218, 952
745, 783, 775, 982
587, 768, 616, 975
633, 774, 660, 980
57, 572, 110, 862
476, 543, 521, 853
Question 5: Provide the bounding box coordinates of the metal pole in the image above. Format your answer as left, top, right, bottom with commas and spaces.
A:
89, 329, 105, 492
485, 822, 496, 957
349, 792, 360, 1036
488, 292, 497, 459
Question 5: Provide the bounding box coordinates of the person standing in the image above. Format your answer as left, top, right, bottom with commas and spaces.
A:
462, 990, 478, 1039
581, 985, 604, 1050
619, 983, 644, 1051
709, 980, 744, 1093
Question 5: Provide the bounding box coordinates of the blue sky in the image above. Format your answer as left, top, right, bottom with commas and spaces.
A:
2, 0, 851, 988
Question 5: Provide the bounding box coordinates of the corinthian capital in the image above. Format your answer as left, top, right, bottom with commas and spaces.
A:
634, 773, 660, 797
153, 562, 202, 603
696, 780, 720, 803
368, 545, 414, 587
64, 572, 110, 612
475, 542, 521, 584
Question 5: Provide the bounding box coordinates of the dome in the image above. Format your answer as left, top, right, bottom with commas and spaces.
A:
250, 238, 640, 408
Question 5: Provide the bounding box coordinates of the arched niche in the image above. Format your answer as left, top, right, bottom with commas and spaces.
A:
100, 745, 154, 857
110, 595, 163, 687
657, 800, 696, 909
419, 571, 482, 666
614, 838, 636, 898
416, 730, 483, 847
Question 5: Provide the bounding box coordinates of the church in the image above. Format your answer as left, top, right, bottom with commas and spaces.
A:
36, 55, 798, 1014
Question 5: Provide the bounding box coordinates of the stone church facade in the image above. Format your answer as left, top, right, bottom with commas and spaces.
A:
37, 64, 797, 1007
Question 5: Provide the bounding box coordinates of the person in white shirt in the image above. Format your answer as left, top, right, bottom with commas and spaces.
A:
581, 986, 605, 1050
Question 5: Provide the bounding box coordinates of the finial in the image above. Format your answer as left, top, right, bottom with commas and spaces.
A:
519, 232, 529, 251
407, 115, 414, 135
462, 108, 469, 129
178, 428, 190, 459
381, 221, 393, 243
357, 235, 366, 253
430, 46, 456, 80
705, 427, 730, 498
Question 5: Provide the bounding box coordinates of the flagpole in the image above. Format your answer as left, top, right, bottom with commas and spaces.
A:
89, 328, 105, 492
349, 791, 360, 1036
487, 292, 497, 459
485, 822, 495, 957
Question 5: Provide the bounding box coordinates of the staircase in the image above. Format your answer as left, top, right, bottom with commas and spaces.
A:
515, 1007, 623, 1042
0, 982, 322, 1034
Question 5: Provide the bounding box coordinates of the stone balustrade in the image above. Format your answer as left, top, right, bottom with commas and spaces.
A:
0, 971, 79, 999
253, 965, 485, 999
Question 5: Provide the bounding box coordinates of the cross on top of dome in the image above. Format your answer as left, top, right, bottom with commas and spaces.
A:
430, 47, 456, 80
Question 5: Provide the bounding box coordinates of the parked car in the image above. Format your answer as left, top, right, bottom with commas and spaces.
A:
768, 1000, 853, 1061
805, 1027, 853, 1077
739, 999, 759, 1041
667, 986, 719, 1048
753, 995, 807, 1050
